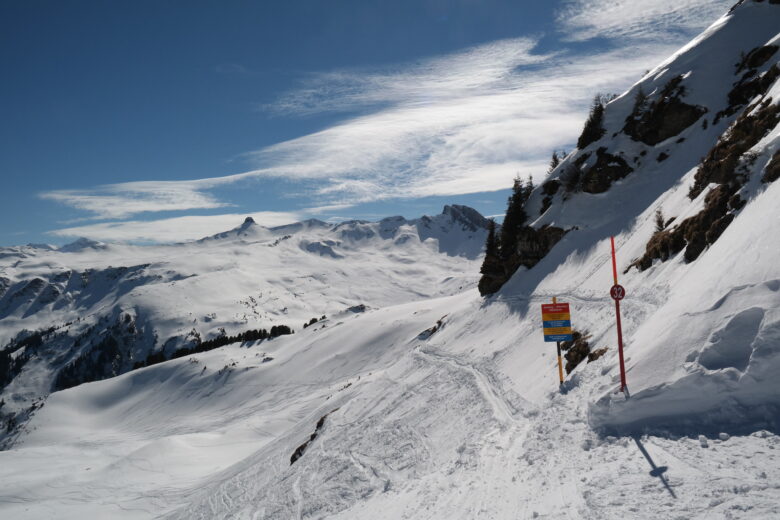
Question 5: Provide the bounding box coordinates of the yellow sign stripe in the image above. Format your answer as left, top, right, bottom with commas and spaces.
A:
542, 313, 571, 321
543, 326, 573, 335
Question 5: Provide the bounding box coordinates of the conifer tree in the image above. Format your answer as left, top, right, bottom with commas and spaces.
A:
576, 94, 606, 149
480, 219, 501, 274
654, 208, 665, 233
499, 176, 530, 260
548, 151, 560, 172
632, 86, 647, 116
478, 219, 504, 295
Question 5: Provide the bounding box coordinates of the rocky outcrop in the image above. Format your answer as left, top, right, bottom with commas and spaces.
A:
479, 225, 566, 295
631, 92, 780, 272
560, 331, 608, 374
717, 63, 779, 122
737, 44, 779, 73
763, 149, 780, 183
690, 98, 780, 198
442, 204, 490, 232
515, 226, 567, 269
581, 148, 634, 194
624, 75, 707, 145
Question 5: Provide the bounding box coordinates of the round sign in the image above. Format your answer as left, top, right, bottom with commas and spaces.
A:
610, 284, 626, 301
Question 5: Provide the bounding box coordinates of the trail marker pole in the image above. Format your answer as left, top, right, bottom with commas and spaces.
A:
610, 236, 629, 397
541, 297, 572, 388
554, 297, 564, 387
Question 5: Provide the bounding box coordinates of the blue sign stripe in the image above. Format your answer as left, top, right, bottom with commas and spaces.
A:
543, 320, 571, 328
544, 334, 573, 342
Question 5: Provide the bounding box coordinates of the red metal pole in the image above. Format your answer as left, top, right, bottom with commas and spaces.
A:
610, 236, 618, 285
610, 236, 628, 396
615, 299, 627, 393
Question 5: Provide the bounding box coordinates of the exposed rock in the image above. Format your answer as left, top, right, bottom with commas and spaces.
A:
560, 330, 594, 374
581, 148, 633, 194
540, 180, 560, 215
515, 226, 567, 269
290, 410, 337, 465
418, 315, 447, 340
737, 44, 779, 73
561, 154, 590, 194
623, 75, 707, 145
479, 225, 566, 295
690, 98, 780, 198
629, 95, 779, 274
629, 184, 740, 271
542, 180, 561, 196
587, 347, 609, 363
717, 64, 780, 122
442, 204, 490, 232
762, 149, 780, 183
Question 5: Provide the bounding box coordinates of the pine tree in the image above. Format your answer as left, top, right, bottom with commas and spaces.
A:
632, 86, 647, 116
478, 219, 505, 295
654, 208, 665, 233
480, 219, 501, 274
548, 151, 560, 172
525, 175, 535, 198
499, 176, 530, 260
576, 94, 606, 149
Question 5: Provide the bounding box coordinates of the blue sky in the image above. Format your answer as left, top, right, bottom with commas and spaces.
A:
0, 0, 732, 245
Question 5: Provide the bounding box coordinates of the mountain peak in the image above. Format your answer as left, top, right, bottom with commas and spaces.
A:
441, 205, 490, 231
58, 237, 107, 252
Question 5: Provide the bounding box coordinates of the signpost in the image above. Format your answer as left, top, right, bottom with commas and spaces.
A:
610, 236, 629, 397
542, 297, 572, 387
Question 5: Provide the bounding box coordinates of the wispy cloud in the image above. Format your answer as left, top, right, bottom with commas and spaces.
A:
241, 41, 678, 201
40, 1, 732, 237
49, 211, 301, 243
40, 181, 231, 220
265, 38, 552, 115
556, 0, 733, 42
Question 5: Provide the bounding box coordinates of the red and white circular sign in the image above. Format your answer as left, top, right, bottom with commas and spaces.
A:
610, 284, 626, 301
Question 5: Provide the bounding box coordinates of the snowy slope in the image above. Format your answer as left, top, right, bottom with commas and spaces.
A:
2, 2, 780, 519
0, 205, 489, 426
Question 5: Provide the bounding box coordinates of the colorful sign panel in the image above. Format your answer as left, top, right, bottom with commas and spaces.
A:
541, 303, 573, 342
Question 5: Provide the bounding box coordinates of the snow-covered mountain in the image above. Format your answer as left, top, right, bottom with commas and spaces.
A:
0, 205, 489, 426
1, 2, 780, 519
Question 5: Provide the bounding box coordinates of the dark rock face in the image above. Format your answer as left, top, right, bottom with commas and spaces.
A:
630, 184, 743, 271
53, 314, 149, 391
630, 95, 780, 273
479, 225, 566, 295
561, 331, 590, 374
442, 204, 490, 231
690, 99, 780, 198
581, 148, 634, 194
717, 64, 780, 122
763, 149, 780, 183
540, 180, 560, 215
0, 277, 9, 300
290, 411, 336, 465
737, 44, 779, 73
515, 226, 567, 269
624, 75, 707, 146
560, 331, 606, 374
542, 180, 561, 196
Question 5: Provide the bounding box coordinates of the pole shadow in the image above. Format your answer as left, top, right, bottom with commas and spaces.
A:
633, 436, 677, 499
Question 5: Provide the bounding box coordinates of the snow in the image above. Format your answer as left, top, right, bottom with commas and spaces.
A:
2, 2, 780, 519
